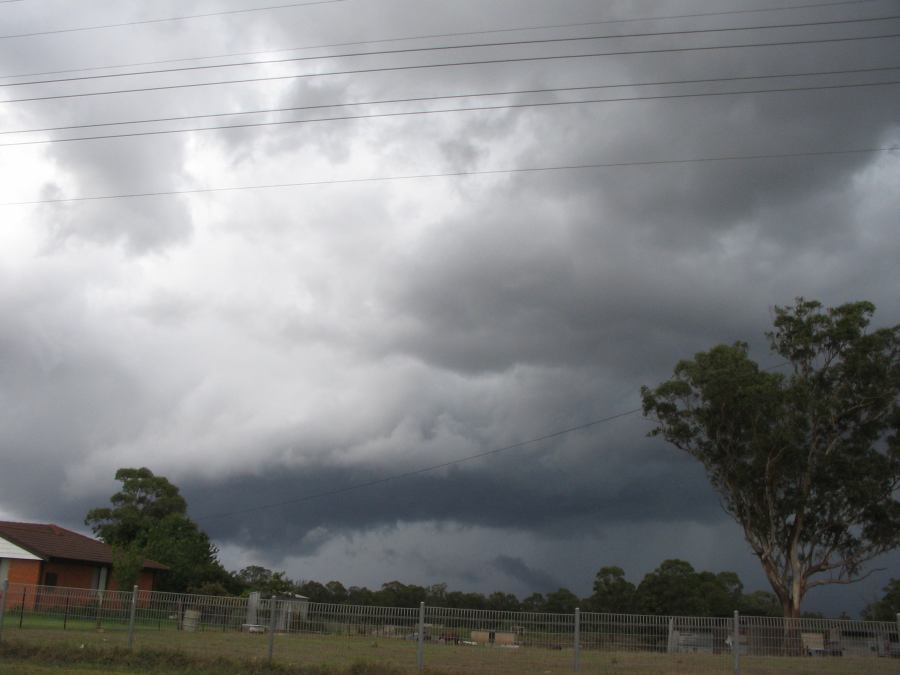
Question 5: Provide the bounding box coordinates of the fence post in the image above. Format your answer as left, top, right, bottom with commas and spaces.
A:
267, 598, 278, 664
128, 585, 138, 651
733, 610, 740, 675
574, 607, 581, 672
896, 614, 900, 656
416, 601, 425, 672
0, 579, 8, 643
95, 590, 103, 629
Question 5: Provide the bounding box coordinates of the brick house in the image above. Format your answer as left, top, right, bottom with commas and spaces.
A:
0, 521, 167, 598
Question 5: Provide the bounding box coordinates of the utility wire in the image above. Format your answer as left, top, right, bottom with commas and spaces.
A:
5, 14, 899, 89
4, 31, 899, 105
194, 408, 644, 521
4, 64, 894, 138
4, 78, 899, 148
2, 146, 896, 207
0, 0, 347, 40
0, 0, 882, 81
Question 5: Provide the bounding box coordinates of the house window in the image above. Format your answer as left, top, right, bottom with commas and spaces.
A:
90, 566, 108, 591
44, 572, 58, 586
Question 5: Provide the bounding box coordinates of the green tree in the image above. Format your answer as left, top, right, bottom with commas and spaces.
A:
425, 583, 448, 606
86, 467, 233, 593
589, 566, 636, 613
544, 587, 579, 614
696, 571, 743, 617
110, 543, 144, 591
635, 559, 708, 616
236, 565, 275, 590
297, 580, 331, 603
376, 581, 427, 608
347, 585, 376, 605
520, 592, 545, 613
86, 468, 188, 546
642, 299, 900, 618
445, 591, 486, 610
486, 591, 520, 612
739, 590, 782, 617
326, 580, 349, 604
236, 566, 295, 597
862, 578, 900, 621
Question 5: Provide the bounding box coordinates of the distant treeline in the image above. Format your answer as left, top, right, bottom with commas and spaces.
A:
200, 559, 802, 618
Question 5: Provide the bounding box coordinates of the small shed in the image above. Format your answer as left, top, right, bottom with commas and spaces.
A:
244, 591, 308, 631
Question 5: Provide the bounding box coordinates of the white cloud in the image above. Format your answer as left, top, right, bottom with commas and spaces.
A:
1, 0, 897, 618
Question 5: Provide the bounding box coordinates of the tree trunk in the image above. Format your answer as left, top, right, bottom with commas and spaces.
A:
782, 598, 801, 619
782, 595, 803, 656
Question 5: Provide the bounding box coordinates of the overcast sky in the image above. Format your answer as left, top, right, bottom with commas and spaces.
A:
1, 0, 898, 616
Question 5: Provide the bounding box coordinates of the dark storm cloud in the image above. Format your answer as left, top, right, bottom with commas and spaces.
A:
1, 0, 899, 617
184, 422, 723, 558
491, 555, 559, 592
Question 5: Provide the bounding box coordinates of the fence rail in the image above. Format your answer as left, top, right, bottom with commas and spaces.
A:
1, 580, 898, 673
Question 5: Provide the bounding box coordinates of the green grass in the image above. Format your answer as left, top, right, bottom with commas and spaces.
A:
0, 640, 409, 674
2, 620, 897, 673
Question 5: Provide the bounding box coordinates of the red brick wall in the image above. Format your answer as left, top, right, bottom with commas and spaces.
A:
4, 559, 41, 608
42, 560, 99, 589
40, 561, 156, 592
2, 560, 158, 611
137, 569, 156, 592
7, 559, 41, 585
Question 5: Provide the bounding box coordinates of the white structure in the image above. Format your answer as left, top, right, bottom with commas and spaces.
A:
0, 536, 41, 584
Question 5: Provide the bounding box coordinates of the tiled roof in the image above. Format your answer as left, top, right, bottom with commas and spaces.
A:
0, 521, 167, 570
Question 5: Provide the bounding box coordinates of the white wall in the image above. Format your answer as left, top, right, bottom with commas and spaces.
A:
0, 535, 41, 561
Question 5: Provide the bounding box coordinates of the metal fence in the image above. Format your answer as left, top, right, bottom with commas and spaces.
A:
1, 580, 898, 673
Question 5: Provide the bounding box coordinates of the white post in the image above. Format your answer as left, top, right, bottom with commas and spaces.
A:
128, 585, 138, 650
573, 607, 581, 672
896, 614, 900, 657
268, 599, 278, 663
416, 601, 425, 672
95, 589, 104, 629
0, 579, 8, 643
733, 610, 740, 675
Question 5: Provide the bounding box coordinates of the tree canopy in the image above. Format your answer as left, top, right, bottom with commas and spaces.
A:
85, 468, 187, 546
86, 467, 237, 593
587, 566, 635, 614
862, 578, 900, 621
641, 299, 900, 617
227, 560, 786, 617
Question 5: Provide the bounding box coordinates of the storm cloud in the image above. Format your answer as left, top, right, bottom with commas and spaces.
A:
1, 0, 899, 615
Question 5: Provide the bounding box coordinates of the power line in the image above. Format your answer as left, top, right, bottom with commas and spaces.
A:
4, 64, 894, 138
2, 146, 896, 207
0, 0, 347, 41
194, 408, 644, 521
0, 0, 882, 81
4, 31, 900, 105
5, 13, 899, 89
4, 78, 899, 148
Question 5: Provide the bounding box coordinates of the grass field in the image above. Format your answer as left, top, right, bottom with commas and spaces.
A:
2, 618, 898, 674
